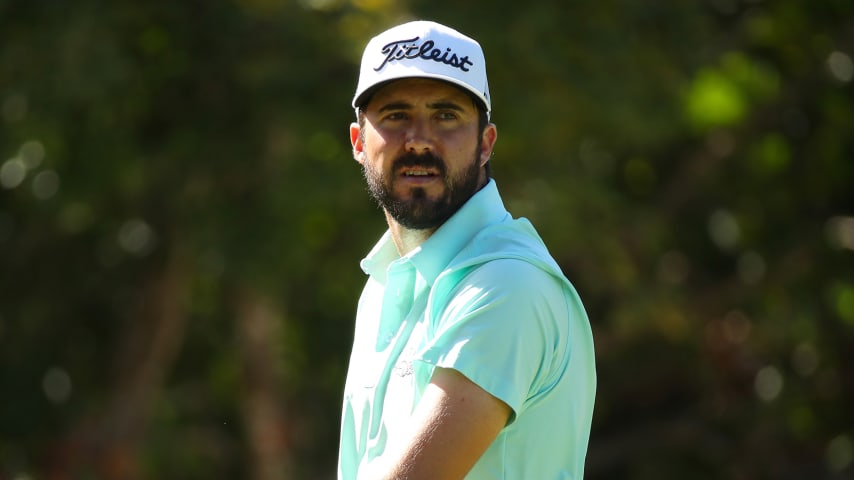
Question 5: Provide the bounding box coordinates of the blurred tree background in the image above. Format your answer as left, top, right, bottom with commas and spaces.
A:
1, 0, 852, 478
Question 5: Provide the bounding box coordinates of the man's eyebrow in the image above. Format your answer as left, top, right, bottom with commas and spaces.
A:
427, 101, 466, 111
376, 100, 468, 113
377, 102, 412, 113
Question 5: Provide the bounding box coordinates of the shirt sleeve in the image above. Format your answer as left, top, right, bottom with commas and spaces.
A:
415, 258, 569, 420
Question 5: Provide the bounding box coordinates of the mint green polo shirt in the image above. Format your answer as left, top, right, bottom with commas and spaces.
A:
338, 180, 596, 479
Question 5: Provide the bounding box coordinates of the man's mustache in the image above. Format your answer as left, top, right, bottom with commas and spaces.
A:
394, 151, 447, 174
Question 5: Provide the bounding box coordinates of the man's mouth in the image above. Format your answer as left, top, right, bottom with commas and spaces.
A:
403, 169, 433, 176
394, 152, 445, 180
400, 167, 439, 177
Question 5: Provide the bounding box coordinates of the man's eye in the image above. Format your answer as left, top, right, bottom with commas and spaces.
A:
437, 111, 458, 120
385, 112, 407, 121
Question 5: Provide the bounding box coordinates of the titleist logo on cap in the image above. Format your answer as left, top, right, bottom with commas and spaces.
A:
374, 36, 474, 73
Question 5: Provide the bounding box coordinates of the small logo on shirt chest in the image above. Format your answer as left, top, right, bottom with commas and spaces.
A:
393, 358, 414, 377
392, 342, 419, 378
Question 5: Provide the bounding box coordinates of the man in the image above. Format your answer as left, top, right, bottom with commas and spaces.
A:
338, 20, 596, 479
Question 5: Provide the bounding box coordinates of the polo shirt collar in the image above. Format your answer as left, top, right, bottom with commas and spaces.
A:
360, 180, 510, 285
360, 230, 398, 283
411, 180, 509, 285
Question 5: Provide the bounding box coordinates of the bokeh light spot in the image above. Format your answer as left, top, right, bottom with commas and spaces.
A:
754, 365, 783, 402
791, 343, 819, 377
827, 51, 854, 83
708, 209, 740, 250
19, 141, 45, 170
686, 69, 745, 129
42, 367, 72, 405
827, 435, 854, 473
826, 216, 854, 251
1, 158, 27, 189
32, 170, 60, 200
118, 219, 157, 257
832, 284, 854, 326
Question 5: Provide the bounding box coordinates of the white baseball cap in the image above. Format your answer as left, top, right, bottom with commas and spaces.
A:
352, 20, 491, 117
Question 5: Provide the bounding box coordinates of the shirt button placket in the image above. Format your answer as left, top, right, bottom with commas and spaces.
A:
377, 264, 416, 350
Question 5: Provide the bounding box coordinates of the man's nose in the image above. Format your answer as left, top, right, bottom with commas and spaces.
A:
404, 117, 433, 153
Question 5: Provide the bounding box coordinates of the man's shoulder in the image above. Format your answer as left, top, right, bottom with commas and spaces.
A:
448, 216, 553, 267
468, 257, 558, 284
449, 218, 569, 286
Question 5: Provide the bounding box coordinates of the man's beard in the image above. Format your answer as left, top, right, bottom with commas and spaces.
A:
363, 147, 483, 230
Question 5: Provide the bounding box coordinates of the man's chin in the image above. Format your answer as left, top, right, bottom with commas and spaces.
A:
393, 184, 443, 202
392, 199, 440, 217
386, 199, 450, 230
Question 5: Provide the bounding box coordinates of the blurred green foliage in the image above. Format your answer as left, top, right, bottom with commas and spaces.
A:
1, 0, 852, 479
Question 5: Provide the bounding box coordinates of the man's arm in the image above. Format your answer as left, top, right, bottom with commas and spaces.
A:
369, 367, 512, 480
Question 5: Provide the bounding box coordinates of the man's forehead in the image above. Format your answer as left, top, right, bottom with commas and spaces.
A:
367, 78, 477, 109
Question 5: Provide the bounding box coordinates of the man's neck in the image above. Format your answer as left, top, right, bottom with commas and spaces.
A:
385, 212, 437, 256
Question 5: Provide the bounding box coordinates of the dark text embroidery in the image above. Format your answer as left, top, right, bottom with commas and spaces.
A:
374, 37, 474, 73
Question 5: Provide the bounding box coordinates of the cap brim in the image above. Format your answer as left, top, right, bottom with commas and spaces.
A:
352, 73, 489, 114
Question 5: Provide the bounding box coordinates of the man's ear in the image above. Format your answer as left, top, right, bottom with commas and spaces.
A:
479, 123, 498, 167
350, 122, 365, 165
